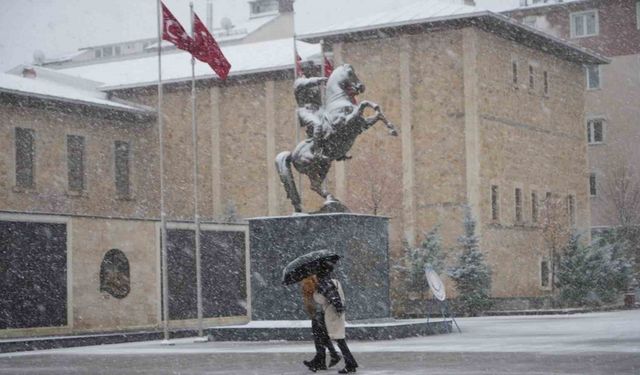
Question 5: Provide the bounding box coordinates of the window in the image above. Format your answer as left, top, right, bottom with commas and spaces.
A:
15, 127, 35, 189
249, 0, 278, 17
571, 10, 598, 38
512, 60, 518, 86
102, 46, 113, 58
491, 185, 500, 221
515, 188, 523, 223
587, 118, 604, 144
529, 65, 535, 90
586, 65, 600, 89
531, 191, 538, 223
100, 249, 130, 299
567, 195, 575, 226
523, 16, 537, 28
115, 141, 131, 198
115, 45, 121, 56
94, 49, 102, 58
637, 1, 640, 29
67, 135, 85, 192
543, 71, 549, 95
540, 260, 550, 288
590, 173, 597, 196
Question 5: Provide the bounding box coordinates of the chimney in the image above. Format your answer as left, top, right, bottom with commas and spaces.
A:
22, 67, 37, 78
278, 0, 294, 13
464, 0, 476, 6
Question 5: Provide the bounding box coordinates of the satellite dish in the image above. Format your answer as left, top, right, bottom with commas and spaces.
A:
220, 17, 234, 32
33, 50, 45, 65
425, 266, 446, 301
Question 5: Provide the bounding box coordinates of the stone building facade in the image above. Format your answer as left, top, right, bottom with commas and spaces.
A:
506, 0, 640, 231
301, 12, 602, 308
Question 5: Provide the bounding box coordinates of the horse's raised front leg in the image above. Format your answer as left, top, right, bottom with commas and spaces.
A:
359, 100, 399, 136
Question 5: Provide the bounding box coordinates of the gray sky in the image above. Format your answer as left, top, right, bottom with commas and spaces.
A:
0, 0, 519, 72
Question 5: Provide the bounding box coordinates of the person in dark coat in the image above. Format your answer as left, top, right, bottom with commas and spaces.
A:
314, 265, 359, 374
301, 275, 342, 372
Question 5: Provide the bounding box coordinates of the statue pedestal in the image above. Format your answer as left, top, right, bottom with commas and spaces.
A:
249, 213, 390, 320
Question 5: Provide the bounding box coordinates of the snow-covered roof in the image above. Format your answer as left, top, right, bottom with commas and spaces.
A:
298, 0, 608, 66
58, 38, 320, 91
299, 0, 482, 38
503, 0, 584, 13
0, 67, 154, 117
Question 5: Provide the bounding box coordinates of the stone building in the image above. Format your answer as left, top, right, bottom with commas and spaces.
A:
0, 67, 250, 337
506, 0, 640, 232
1, 1, 606, 337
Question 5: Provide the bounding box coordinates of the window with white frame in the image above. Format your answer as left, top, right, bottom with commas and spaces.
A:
571, 10, 598, 38
586, 65, 600, 89
587, 118, 605, 144
567, 194, 576, 227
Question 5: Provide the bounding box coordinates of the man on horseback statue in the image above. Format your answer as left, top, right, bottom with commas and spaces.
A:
276, 63, 398, 213
294, 75, 330, 161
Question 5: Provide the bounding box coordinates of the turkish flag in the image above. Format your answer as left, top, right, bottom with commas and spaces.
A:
295, 53, 303, 77
324, 57, 333, 78
161, 2, 192, 52
191, 13, 231, 80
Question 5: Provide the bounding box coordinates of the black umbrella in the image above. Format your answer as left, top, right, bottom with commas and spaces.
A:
281, 249, 340, 285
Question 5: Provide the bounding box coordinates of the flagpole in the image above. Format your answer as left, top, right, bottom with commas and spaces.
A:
189, 1, 205, 341
157, 0, 171, 344
292, 4, 303, 202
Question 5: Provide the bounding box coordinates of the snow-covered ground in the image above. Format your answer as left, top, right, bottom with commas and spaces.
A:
2, 310, 638, 358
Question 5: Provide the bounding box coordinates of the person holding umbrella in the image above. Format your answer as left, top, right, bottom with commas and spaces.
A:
282, 250, 358, 374
314, 262, 358, 374
301, 275, 342, 372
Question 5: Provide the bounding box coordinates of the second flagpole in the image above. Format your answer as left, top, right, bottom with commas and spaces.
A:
190, 1, 206, 341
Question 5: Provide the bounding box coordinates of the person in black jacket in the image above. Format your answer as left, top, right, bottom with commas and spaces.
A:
301, 275, 342, 372
314, 266, 358, 374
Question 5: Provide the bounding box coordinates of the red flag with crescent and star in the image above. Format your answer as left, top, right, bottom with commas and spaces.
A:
191, 13, 231, 80
161, 2, 192, 52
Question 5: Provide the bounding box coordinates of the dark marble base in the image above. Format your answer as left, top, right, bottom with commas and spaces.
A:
208, 319, 453, 341
249, 214, 390, 321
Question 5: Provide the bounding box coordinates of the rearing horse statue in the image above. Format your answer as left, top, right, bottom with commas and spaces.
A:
275, 64, 398, 213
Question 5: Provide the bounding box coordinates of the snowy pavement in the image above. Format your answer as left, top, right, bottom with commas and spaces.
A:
1, 310, 639, 374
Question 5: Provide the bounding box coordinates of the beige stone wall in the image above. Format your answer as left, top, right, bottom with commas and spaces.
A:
473, 28, 589, 297
586, 54, 640, 227
70, 217, 159, 331
0, 103, 159, 219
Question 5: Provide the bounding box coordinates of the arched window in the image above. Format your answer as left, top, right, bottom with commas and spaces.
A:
100, 249, 130, 299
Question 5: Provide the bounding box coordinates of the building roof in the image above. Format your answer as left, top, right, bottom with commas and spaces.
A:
0, 67, 154, 118
298, 0, 608, 65
503, 0, 584, 13
58, 38, 320, 91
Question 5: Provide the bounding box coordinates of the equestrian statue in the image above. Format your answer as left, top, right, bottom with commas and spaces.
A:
275, 64, 398, 213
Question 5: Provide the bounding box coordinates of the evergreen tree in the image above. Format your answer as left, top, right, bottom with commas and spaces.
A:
556, 233, 633, 306
449, 206, 493, 316
407, 227, 447, 294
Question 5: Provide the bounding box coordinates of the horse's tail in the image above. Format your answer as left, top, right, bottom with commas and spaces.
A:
275, 151, 302, 212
